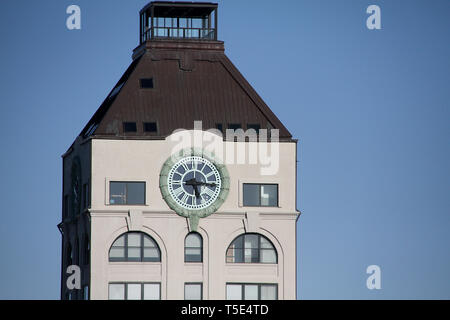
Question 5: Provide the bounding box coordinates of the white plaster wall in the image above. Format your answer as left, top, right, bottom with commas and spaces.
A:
89, 131, 299, 300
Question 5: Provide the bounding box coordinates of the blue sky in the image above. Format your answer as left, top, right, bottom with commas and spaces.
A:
0, 0, 449, 299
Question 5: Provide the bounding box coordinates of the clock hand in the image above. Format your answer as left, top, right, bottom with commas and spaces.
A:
197, 181, 217, 187
184, 178, 201, 198
193, 185, 200, 198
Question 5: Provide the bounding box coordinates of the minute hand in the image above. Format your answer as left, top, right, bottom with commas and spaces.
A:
198, 182, 217, 187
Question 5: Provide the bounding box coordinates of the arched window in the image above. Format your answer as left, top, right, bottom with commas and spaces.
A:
226, 233, 277, 264
109, 232, 161, 262
184, 233, 203, 263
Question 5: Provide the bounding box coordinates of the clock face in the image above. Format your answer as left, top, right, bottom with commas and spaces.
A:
167, 156, 222, 210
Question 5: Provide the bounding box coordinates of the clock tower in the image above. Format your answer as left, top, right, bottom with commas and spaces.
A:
59, 1, 300, 300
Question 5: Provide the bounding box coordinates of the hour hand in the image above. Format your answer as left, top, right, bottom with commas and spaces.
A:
193, 185, 200, 198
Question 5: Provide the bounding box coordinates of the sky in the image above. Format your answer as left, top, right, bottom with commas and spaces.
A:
0, 0, 449, 299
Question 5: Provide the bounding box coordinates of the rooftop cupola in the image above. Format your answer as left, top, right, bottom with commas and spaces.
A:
140, 1, 218, 43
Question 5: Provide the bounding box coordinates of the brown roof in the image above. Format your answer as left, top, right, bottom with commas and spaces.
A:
79, 39, 292, 141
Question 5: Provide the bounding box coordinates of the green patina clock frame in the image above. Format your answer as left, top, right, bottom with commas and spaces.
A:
159, 148, 230, 231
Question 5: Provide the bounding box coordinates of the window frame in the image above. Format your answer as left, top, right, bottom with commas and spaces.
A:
242, 183, 279, 207
143, 121, 158, 134
109, 232, 161, 263
184, 232, 203, 263
226, 283, 278, 300
184, 282, 203, 300
139, 78, 154, 89
123, 122, 137, 133
109, 181, 146, 205
108, 282, 161, 300
226, 233, 278, 264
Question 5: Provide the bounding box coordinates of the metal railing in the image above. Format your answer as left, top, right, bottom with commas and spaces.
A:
143, 27, 216, 41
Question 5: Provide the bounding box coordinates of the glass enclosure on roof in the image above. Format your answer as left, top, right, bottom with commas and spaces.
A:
140, 2, 218, 43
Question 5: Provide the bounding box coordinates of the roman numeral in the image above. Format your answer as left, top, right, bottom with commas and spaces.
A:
204, 187, 215, 198
173, 187, 184, 197
181, 193, 189, 204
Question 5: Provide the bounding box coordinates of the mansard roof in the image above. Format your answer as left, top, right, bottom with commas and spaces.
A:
79, 39, 292, 142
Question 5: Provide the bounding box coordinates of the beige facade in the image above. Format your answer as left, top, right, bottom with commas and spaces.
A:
61, 131, 299, 300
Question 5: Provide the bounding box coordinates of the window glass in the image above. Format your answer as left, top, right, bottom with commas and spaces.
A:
261, 249, 277, 263
83, 286, 89, 300
185, 233, 202, 262
226, 234, 277, 264
128, 247, 141, 259
127, 233, 141, 246
144, 248, 160, 260
109, 284, 125, 300
185, 283, 202, 300
144, 236, 156, 247
113, 235, 125, 246
243, 184, 259, 206
260, 285, 277, 300
261, 184, 278, 206
144, 284, 160, 300
109, 232, 161, 262
127, 182, 145, 204
109, 247, 125, 259
110, 182, 126, 204
186, 233, 201, 247
127, 284, 142, 300
226, 284, 242, 300
110, 182, 145, 205
244, 285, 258, 300
123, 122, 137, 132
144, 122, 157, 133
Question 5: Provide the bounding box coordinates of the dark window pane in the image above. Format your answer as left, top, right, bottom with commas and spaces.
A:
110, 182, 126, 204
123, 122, 137, 132
144, 122, 157, 133
261, 184, 278, 207
140, 78, 154, 89
126, 182, 145, 204
215, 123, 223, 133
243, 184, 259, 206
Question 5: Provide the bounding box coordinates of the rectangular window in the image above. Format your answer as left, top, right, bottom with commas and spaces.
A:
226, 284, 278, 300
109, 182, 146, 205
83, 286, 89, 300
108, 283, 161, 300
123, 122, 137, 133
184, 283, 202, 300
144, 122, 158, 133
109, 283, 125, 300
143, 283, 161, 300
140, 78, 154, 89
243, 184, 278, 207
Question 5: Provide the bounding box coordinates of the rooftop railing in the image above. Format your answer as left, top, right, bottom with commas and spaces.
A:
142, 27, 216, 42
